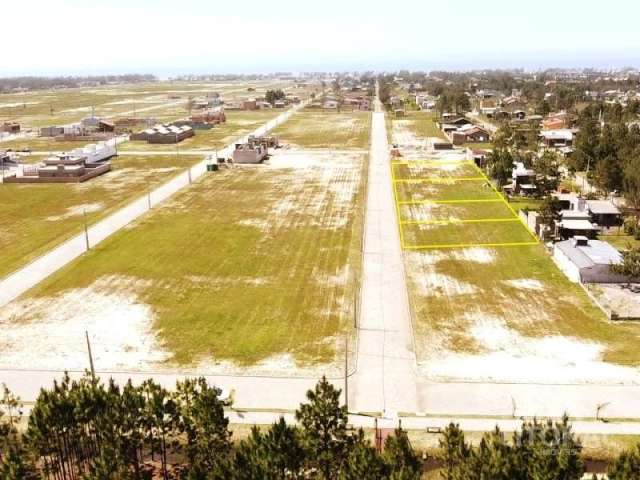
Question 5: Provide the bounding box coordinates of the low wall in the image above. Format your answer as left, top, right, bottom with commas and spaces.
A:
4, 164, 111, 183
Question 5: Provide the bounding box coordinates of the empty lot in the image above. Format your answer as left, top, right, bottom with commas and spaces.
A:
0, 150, 366, 375
395, 156, 640, 384
0, 154, 197, 277
272, 110, 371, 149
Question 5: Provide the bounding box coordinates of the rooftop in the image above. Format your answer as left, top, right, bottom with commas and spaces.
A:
556, 238, 621, 269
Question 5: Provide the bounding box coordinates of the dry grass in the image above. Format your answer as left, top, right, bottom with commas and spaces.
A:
23, 152, 367, 369
271, 111, 371, 149
0, 154, 198, 277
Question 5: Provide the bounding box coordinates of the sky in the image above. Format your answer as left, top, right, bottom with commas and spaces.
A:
2, 0, 640, 76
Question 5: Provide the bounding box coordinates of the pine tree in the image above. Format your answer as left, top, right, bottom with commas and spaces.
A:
608, 444, 640, 479
439, 423, 471, 480
340, 429, 387, 480
383, 427, 422, 480
295, 376, 349, 479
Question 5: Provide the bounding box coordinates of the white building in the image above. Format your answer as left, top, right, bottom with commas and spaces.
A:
70, 142, 117, 163
553, 237, 626, 283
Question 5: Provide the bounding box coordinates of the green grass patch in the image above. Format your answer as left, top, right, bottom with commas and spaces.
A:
25, 154, 366, 367
395, 179, 500, 203
403, 219, 534, 248
400, 200, 515, 223
271, 111, 371, 149
392, 161, 479, 180
405, 243, 640, 366
0, 154, 197, 277
390, 111, 447, 142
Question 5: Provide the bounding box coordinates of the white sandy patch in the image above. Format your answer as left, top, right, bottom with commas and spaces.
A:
194, 352, 343, 377
421, 316, 640, 384
46, 203, 104, 221
0, 276, 170, 371
504, 278, 545, 291
452, 247, 496, 264
0, 101, 39, 109
392, 120, 428, 149
241, 151, 362, 231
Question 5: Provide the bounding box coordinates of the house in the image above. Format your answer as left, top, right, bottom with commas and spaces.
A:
555, 194, 622, 229
130, 124, 194, 144
542, 112, 573, 130
539, 129, 574, 148
506, 162, 537, 195
232, 142, 268, 164
586, 200, 622, 228
273, 100, 287, 108
395, 109, 405, 118
553, 237, 627, 283
248, 135, 279, 148
98, 120, 115, 133
446, 117, 471, 127
451, 125, 490, 144
242, 99, 257, 110
0, 122, 20, 134
4, 151, 112, 184
40, 126, 66, 137
512, 110, 526, 120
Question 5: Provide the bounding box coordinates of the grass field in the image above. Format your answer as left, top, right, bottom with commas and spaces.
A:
397, 156, 640, 382
388, 111, 447, 146
0, 151, 366, 373
271, 111, 371, 148
118, 110, 284, 152
0, 154, 198, 277
0, 80, 315, 130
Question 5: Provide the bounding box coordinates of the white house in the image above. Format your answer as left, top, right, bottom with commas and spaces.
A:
553, 237, 626, 283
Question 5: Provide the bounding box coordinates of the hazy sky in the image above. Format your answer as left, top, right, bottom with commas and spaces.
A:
2, 0, 640, 76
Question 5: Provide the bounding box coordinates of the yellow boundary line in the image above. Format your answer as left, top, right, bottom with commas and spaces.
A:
393, 160, 540, 250
404, 241, 539, 250
393, 176, 485, 184
391, 159, 475, 165
398, 198, 503, 206
470, 163, 539, 243
390, 158, 406, 248
400, 218, 520, 226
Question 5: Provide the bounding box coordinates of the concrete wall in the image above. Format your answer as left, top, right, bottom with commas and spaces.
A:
553, 247, 582, 283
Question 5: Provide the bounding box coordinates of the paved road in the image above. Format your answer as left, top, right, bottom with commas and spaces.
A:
0, 103, 304, 307
350, 90, 418, 418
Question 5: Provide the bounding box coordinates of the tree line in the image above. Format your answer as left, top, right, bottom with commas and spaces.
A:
1, 373, 640, 479
0, 75, 156, 94
0, 375, 421, 479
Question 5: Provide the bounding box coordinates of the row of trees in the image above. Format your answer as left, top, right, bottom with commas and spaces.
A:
0, 75, 156, 93
571, 103, 640, 204
0, 375, 421, 479
439, 418, 640, 479
2, 372, 640, 479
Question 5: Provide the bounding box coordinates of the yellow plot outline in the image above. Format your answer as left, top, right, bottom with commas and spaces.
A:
391, 159, 539, 250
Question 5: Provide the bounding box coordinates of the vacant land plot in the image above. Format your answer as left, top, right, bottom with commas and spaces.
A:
271, 111, 371, 149
0, 80, 312, 130
396, 156, 640, 384
0, 150, 365, 375
0, 154, 198, 277
388, 111, 447, 148
118, 110, 284, 153
392, 159, 537, 249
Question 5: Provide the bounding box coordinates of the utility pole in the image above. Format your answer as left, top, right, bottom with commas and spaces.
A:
344, 336, 349, 412
83, 209, 90, 251
85, 330, 96, 382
